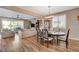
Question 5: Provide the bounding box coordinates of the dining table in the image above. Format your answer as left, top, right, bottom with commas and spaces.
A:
48, 31, 66, 45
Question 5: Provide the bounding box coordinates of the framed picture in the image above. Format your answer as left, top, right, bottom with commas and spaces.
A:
77, 16, 79, 21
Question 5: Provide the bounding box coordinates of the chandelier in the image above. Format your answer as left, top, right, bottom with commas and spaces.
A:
44, 6, 53, 19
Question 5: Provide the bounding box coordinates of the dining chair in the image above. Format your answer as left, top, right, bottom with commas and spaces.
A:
58, 29, 70, 48
42, 29, 54, 48
36, 28, 43, 42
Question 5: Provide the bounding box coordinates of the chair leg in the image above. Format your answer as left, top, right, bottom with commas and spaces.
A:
37, 38, 39, 42
40, 39, 42, 44
57, 39, 59, 46
37, 36, 39, 42
57, 36, 59, 45
47, 41, 49, 48
66, 41, 68, 48
51, 40, 53, 45
58, 40, 60, 46
41, 39, 44, 45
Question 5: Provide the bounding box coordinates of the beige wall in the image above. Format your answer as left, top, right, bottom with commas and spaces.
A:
54, 8, 79, 40
0, 19, 2, 31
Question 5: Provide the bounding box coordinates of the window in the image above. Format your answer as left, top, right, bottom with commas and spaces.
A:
52, 16, 59, 28
2, 20, 11, 29
58, 15, 66, 29
52, 14, 66, 31
2, 20, 24, 30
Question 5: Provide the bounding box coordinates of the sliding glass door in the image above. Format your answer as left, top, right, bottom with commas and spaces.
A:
2, 19, 24, 30
52, 14, 66, 32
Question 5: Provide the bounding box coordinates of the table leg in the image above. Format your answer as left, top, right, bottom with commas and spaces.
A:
57, 36, 59, 45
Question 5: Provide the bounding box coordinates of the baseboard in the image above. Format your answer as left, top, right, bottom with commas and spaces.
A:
69, 37, 79, 41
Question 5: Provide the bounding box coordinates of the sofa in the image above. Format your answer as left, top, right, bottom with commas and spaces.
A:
1, 29, 14, 39
1, 28, 37, 39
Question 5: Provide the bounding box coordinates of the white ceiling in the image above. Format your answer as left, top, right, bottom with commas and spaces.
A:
0, 7, 34, 19
18, 6, 79, 17
1, 6, 79, 17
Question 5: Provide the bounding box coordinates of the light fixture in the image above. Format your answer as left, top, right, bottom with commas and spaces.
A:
44, 6, 53, 19
48, 6, 51, 16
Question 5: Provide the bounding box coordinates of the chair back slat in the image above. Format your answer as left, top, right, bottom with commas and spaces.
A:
42, 29, 48, 39
37, 28, 42, 38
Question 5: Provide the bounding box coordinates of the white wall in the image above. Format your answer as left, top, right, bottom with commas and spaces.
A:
54, 8, 79, 40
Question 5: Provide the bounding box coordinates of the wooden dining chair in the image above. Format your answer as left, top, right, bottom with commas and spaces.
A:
42, 29, 54, 48
58, 29, 70, 48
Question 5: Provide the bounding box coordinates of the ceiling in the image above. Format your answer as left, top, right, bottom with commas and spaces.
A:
18, 6, 79, 16
0, 6, 79, 17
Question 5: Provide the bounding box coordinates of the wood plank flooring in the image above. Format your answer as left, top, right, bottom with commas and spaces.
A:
0, 35, 79, 52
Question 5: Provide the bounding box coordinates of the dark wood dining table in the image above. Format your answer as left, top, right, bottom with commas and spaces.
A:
48, 31, 66, 45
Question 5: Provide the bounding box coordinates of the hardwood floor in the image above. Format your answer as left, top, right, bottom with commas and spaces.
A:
0, 35, 79, 52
